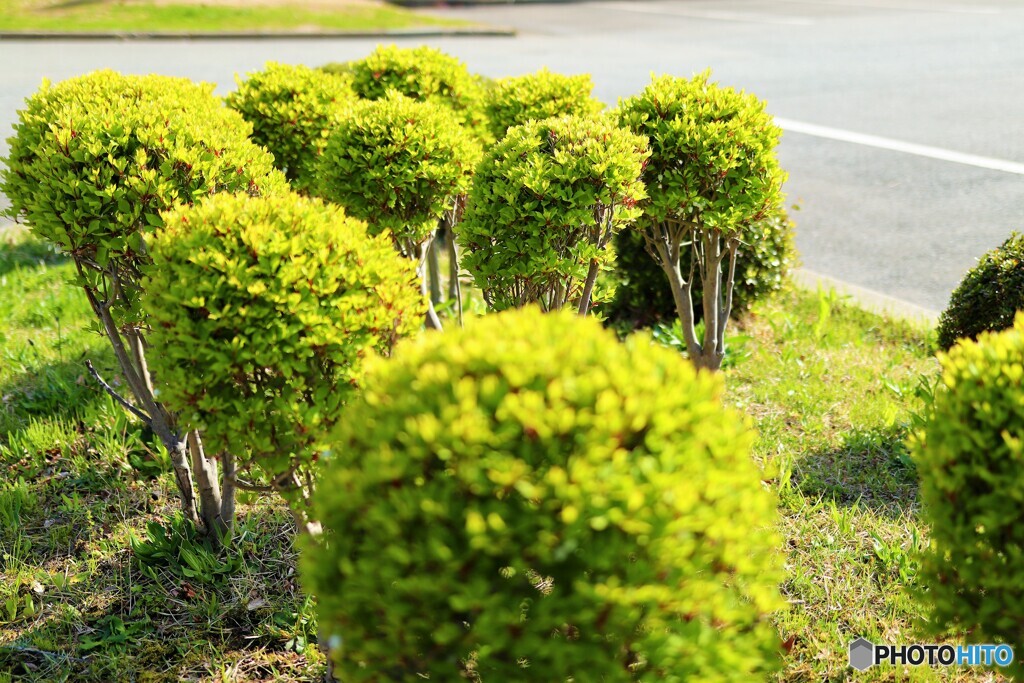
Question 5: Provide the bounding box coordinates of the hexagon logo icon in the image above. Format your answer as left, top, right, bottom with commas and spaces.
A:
849, 637, 875, 671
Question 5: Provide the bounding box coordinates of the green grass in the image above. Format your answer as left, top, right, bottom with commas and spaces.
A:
0, 0, 470, 34
0, 223, 1006, 681
0, 225, 323, 682
717, 288, 964, 681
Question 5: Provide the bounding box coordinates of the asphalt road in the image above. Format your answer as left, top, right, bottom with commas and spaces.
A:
2, 0, 1023, 313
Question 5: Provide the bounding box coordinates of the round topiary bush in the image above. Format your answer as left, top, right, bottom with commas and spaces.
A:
314, 92, 479, 260
609, 208, 796, 327
142, 192, 424, 527
0, 70, 288, 539
303, 308, 785, 682
345, 44, 489, 141
483, 67, 603, 142
911, 313, 1024, 678
1, 70, 287, 325
936, 232, 1024, 351
616, 71, 786, 370
226, 62, 357, 193
459, 115, 648, 314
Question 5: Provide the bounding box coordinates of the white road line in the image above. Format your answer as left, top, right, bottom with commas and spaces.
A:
776, 118, 1024, 175
595, 2, 814, 26
775, 0, 998, 15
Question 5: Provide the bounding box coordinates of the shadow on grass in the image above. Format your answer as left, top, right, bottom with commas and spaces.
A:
1, 353, 169, 540
792, 423, 918, 518
0, 232, 67, 280
0, 597, 166, 682
0, 507, 320, 683
0, 355, 107, 423
38, 0, 109, 11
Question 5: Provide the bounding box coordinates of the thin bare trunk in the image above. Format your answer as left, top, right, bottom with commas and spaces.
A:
323, 644, 337, 683
127, 328, 155, 397
282, 469, 321, 538
646, 222, 702, 360
73, 261, 241, 540
80, 269, 200, 524
418, 241, 444, 331
717, 238, 740, 356
188, 430, 226, 547
300, 522, 335, 683
701, 230, 721, 365
577, 259, 601, 317
446, 230, 463, 328
220, 451, 237, 537
427, 233, 443, 306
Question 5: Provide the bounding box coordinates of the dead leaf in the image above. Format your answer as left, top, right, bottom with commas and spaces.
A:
247, 597, 268, 611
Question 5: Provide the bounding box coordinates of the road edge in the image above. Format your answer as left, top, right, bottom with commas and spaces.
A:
0, 26, 516, 40
791, 267, 939, 327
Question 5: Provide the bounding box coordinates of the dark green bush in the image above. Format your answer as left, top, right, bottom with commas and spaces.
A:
483, 67, 603, 141
343, 44, 488, 141
609, 208, 796, 327
911, 313, 1024, 679
936, 232, 1024, 351
303, 307, 785, 682
314, 92, 479, 259
459, 115, 647, 313
226, 62, 356, 193
143, 192, 423, 528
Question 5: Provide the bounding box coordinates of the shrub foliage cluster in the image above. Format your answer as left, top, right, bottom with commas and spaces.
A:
314, 92, 479, 258
912, 314, 1024, 680
2, 70, 287, 325
19, 49, 978, 683
483, 67, 603, 141
304, 309, 785, 681
226, 62, 357, 193
143, 193, 424, 528
1, 69, 288, 544
345, 44, 490, 142
936, 232, 1024, 350
459, 115, 647, 313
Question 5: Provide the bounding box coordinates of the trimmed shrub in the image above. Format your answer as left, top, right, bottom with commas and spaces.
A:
314, 92, 479, 260
911, 313, 1024, 678
1, 70, 287, 326
617, 71, 786, 370
484, 68, 603, 141
936, 232, 1024, 351
142, 192, 424, 528
0, 70, 287, 541
226, 62, 357, 193
303, 307, 785, 682
610, 208, 796, 327
345, 44, 489, 141
459, 115, 648, 314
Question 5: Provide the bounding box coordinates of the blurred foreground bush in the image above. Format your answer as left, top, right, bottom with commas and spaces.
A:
304, 308, 784, 682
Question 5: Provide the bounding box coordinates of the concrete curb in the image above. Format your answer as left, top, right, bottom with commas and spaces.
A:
791, 267, 939, 327
391, 0, 574, 5
0, 27, 516, 40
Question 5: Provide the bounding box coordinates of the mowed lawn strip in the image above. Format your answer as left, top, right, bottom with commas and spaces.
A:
726, 288, 1001, 682
0, 226, 994, 681
0, 0, 471, 34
